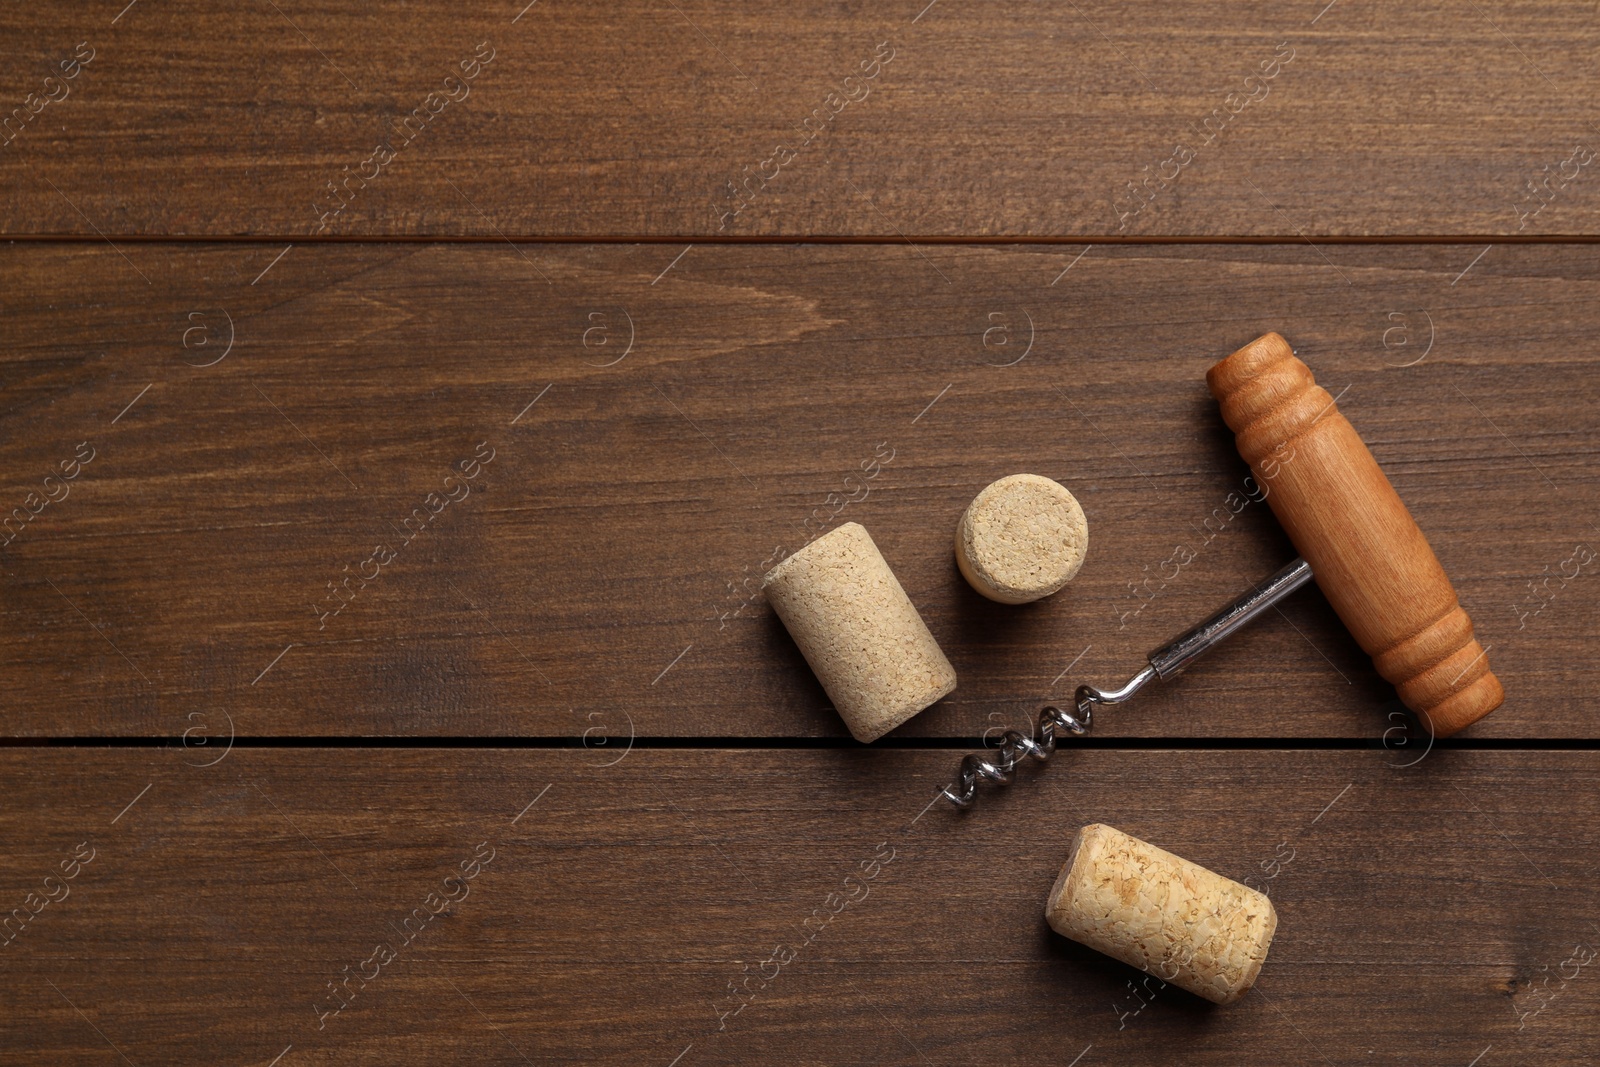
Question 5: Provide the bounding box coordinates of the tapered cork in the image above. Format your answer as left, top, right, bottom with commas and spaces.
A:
763, 522, 957, 742
1045, 823, 1276, 1005
955, 474, 1088, 604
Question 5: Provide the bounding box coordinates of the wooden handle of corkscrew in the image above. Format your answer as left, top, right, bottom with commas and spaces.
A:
1207, 332, 1503, 737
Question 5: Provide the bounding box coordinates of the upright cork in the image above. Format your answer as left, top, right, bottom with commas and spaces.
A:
763, 522, 957, 742
1207, 332, 1503, 737
1045, 823, 1276, 1005
955, 474, 1089, 604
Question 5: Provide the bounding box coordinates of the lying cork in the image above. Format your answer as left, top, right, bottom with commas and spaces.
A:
763, 522, 957, 742
1045, 823, 1276, 1005
956, 474, 1088, 604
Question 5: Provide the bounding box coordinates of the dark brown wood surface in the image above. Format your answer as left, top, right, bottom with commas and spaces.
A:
1, 242, 1594, 738
4, 1, 1600, 237
2, 749, 1596, 1065
4, 2, 1599, 1061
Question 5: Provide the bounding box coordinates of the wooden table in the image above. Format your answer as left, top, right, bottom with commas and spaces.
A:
2, 3, 1596, 1063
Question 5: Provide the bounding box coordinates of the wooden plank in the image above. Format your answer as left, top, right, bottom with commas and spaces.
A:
0, 748, 1595, 1063
1, 241, 1594, 738
3, 2, 1600, 237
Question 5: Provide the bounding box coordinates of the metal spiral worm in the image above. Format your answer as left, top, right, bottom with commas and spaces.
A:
941, 560, 1321, 808
942, 669, 1155, 808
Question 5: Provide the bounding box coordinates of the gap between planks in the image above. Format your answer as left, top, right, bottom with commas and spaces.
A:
6, 234, 1600, 246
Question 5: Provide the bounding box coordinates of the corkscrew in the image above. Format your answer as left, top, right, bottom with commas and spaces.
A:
943, 557, 1316, 807
946, 333, 1510, 806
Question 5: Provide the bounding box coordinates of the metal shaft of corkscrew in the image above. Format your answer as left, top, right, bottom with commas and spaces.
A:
942, 557, 1316, 807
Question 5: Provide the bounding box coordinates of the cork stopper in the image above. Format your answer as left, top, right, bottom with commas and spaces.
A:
763, 523, 957, 742
955, 474, 1088, 604
1045, 823, 1277, 1005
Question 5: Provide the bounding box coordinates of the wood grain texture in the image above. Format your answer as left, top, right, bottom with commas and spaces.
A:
1, 242, 1594, 738
1209, 333, 1503, 736
0, 748, 1595, 1065
6, 4, 1596, 1060
3, 2, 1600, 237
